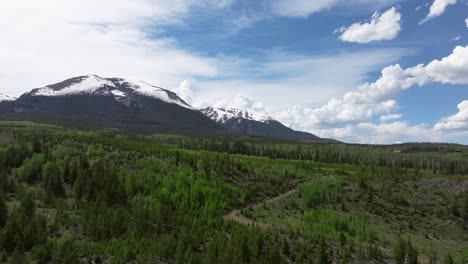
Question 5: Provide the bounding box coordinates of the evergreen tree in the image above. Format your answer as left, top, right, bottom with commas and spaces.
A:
444, 254, 454, 264
0, 195, 7, 228
0, 249, 7, 263
10, 247, 27, 264
31, 136, 41, 153
69, 159, 80, 185
20, 192, 35, 217
43, 162, 65, 197
52, 239, 79, 264
463, 193, 468, 230
407, 240, 419, 264
317, 238, 331, 264
269, 246, 282, 264
393, 236, 406, 264
281, 237, 289, 257
63, 159, 70, 184
0, 170, 8, 194
241, 239, 250, 264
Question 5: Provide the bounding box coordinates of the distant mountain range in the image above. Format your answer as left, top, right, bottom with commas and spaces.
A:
0, 75, 335, 142
201, 107, 334, 142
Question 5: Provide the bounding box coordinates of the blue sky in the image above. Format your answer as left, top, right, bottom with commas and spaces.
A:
1, 0, 467, 143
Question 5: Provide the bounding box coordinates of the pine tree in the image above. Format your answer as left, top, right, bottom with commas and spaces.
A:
241, 239, 250, 264
463, 192, 468, 230
0, 249, 7, 263
269, 246, 282, 264
407, 240, 419, 264
206, 240, 217, 264
20, 192, 35, 217
69, 159, 80, 185
43, 162, 65, 197
393, 236, 406, 264
444, 254, 454, 264
52, 239, 79, 264
10, 247, 27, 264
0, 195, 7, 228
281, 237, 290, 257
31, 136, 41, 153
0, 170, 8, 194
317, 238, 331, 264
63, 159, 70, 184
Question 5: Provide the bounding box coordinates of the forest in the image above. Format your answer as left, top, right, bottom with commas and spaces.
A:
0, 121, 467, 263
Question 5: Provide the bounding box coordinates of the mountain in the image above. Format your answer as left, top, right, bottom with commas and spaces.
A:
0, 75, 337, 142
201, 106, 335, 143
0, 93, 14, 102
0, 75, 222, 135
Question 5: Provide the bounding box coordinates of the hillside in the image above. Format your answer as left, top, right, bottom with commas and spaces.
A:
0, 122, 466, 263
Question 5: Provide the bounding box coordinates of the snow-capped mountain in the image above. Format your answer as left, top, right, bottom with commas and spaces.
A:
201, 106, 333, 142
0, 93, 14, 102
26, 75, 194, 110
201, 106, 272, 123
0, 75, 221, 134
0, 75, 336, 142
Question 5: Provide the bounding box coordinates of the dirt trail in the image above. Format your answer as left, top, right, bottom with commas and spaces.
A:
223, 189, 297, 229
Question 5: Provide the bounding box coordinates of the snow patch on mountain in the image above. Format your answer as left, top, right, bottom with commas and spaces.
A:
27, 75, 194, 110
201, 106, 273, 123
0, 93, 14, 102
111, 90, 126, 97
118, 79, 194, 109
32, 75, 114, 96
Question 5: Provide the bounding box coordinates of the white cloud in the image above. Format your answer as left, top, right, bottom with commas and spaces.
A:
214, 94, 268, 113
177, 80, 194, 104
270, 0, 339, 17
424, 46, 468, 84
276, 120, 442, 144
466, 18, 468, 28
338, 7, 401, 43
0, 0, 233, 97
274, 45, 468, 143
380, 113, 402, 121
351, 122, 442, 144
434, 101, 468, 131
193, 48, 409, 111
269, 0, 401, 18
420, 0, 457, 24
275, 63, 423, 129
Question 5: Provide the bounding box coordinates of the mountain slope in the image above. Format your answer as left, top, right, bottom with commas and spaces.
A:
201, 106, 335, 142
0, 93, 14, 102
0, 75, 222, 135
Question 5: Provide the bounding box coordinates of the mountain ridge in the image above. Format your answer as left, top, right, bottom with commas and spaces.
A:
0, 75, 335, 142
201, 106, 335, 143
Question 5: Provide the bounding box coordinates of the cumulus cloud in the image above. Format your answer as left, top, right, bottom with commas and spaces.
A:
420, 0, 457, 24
338, 7, 402, 43
194, 48, 409, 111
275, 45, 468, 142
466, 18, 468, 28
277, 120, 442, 144
434, 101, 468, 131
424, 46, 468, 84
177, 80, 194, 104
276, 63, 424, 129
351, 122, 442, 144
213, 94, 268, 114
0, 0, 233, 96
380, 114, 402, 121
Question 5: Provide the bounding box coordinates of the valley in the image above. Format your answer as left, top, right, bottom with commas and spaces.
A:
0, 121, 466, 263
